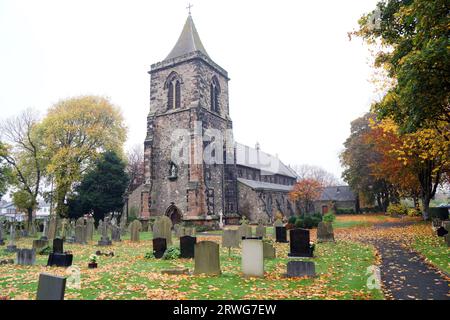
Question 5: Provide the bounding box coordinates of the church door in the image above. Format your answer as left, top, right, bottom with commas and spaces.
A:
165, 204, 182, 226
322, 205, 329, 215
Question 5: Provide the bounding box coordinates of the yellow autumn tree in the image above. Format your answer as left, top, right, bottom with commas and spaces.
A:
40, 96, 127, 217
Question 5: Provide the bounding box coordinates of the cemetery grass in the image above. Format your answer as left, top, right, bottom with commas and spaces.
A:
0, 232, 383, 300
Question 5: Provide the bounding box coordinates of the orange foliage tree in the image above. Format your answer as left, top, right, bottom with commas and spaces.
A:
288, 178, 323, 216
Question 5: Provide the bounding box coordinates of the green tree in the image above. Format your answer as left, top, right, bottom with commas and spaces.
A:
0, 142, 13, 200
40, 96, 127, 217
68, 151, 129, 223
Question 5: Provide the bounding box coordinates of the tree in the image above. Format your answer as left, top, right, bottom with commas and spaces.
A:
125, 144, 145, 193
292, 164, 340, 187
288, 178, 323, 215
40, 96, 127, 217
0, 142, 13, 200
353, 0, 450, 136
68, 151, 129, 223
0, 109, 45, 228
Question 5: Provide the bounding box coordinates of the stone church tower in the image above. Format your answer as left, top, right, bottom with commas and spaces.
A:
141, 14, 238, 225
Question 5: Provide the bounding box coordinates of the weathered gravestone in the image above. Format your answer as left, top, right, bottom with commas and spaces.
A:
32, 239, 49, 251
288, 228, 314, 257
85, 217, 95, 242
6, 223, 17, 252
242, 239, 264, 277
222, 229, 240, 248
194, 241, 221, 275
180, 236, 196, 259
98, 220, 103, 235
53, 238, 64, 254
436, 226, 448, 237
111, 224, 121, 242
119, 215, 127, 236
317, 222, 335, 243
98, 218, 112, 246
175, 225, 196, 238
263, 241, 276, 259
275, 226, 288, 243
47, 216, 57, 240
65, 221, 76, 243
40, 218, 49, 240
36, 273, 66, 300
153, 238, 167, 259
59, 218, 68, 240
130, 220, 142, 242
255, 223, 266, 238
16, 248, 36, 266
153, 216, 172, 246
238, 223, 252, 239
286, 261, 316, 277
75, 218, 86, 244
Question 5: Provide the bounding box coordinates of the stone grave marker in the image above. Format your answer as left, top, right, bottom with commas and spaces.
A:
273, 219, 284, 237
40, 217, 49, 240
47, 216, 57, 240
47, 252, 73, 267
255, 223, 266, 238
53, 238, 64, 254
180, 235, 196, 259
238, 222, 252, 239
263, 241, 276, 259
16, 248, 36, 266
66, 220, 76, 243
111, 224, 121, 242
275, 226, 288, 243
86, 217, 95, 242
153, 216, 172, 245
130, 220, 142, 242
317, 222, 335, 243
98, 217, 112, 246
6, 223, 17, 252
288, 228, 314, 257
194, 241, 221, 275
286, 261, 316, 278
153, 238, 167, 259
241, 239, 264, 277
36, 273, 66, 300
222, 229, 240, 248
75, 218, 86, 244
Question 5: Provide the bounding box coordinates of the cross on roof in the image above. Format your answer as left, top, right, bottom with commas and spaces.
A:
186, 3, 193, 15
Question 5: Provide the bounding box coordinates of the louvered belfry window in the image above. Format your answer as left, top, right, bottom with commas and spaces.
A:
175, 80, 181, 109
168, 82, 174, 109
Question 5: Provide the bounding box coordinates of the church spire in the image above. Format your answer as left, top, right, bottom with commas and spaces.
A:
165, 14, 210, 61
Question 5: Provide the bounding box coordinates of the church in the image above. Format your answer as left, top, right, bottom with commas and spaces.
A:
125, 14, 297, 226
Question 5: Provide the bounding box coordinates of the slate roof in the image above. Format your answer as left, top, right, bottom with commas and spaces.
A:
235, 143, 297, 178
318, 186, 356, 202
165, 15, 210, 61
238, 178, 294, 192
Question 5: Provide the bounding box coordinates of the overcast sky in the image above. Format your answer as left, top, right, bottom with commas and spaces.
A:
0, 0, 380, 181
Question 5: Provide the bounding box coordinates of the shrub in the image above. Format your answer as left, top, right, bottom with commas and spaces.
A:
128, 206, 139, 223
323, 212, 336, 223
162, 246, 180, 260
288, 216, 297, 225
38, 246, 51, 255
335, 208, 356, 214
407, 208, 420, 217
387, 203, 408, 216
195, 225, 215, 233
294, 218, 303, 228
144, 252, 153, 259
429, 207, 449, 220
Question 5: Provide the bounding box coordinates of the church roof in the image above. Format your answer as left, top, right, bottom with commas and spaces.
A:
318, 186, 356, 202
165, 15, 210, 61
238, 178, 294, 192
235, 143, 298, 178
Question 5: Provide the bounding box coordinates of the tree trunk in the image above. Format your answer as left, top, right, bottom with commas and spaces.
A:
27, 207, 33, 232
421, 194, 430, 221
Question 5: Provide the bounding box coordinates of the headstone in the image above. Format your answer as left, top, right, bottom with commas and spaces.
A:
40, 217, 49, 240
47, 216, 57, 240
152, 238, 167, 259
436, 226, 448, 237
130, 220, 142, 242
222, 229, 240, 248
238, 223, 252, 239
180, 236, 196, 259
53, 238, 64, 254
85, 217, 94, 241
286, 261, 316, 277
275, 226, 288, 243
59, 218, 68, 240
119, 215, 127, 236
241, 239, 264, 277
47, 253, 73, 267
98, 217, 112, 246
194, 241, 221, 275
288, 228, 314, 257
111, 224, 121, 242
0, 222, 5, 245
98, 220, 104, 235
36, 273, 66, 300
255, 223, 266, 238
218, 211, 224, 229
263, 241, 276, 259
6, 223, 17, 252
66, 221, 76, 243
153, 216, 173, 245
32, 239, 49, 251
317, 222, 335, 243
273, 219, 284, 238
16, 248, 36, 265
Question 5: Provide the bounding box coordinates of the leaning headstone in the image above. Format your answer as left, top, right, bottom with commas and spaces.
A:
16, 248, 36, 265
153, 216, 173, 245
32, 239, 49, 251
286, 261, 316, 278
36, 273, 66, 300
153, 238, 167, 259
275, 226, 288, 243
130, 220, 142, 242
317, 222, 335, 243
222, 229, 240, 248
263, 241, 276, 259
288, 228, 314, 257
255, 223, 266, 238
52, 238, 64, 254
242, 239, 264, 277
194, 241, 221, 275
180, 236, 196, 259
47, 216, 57, 240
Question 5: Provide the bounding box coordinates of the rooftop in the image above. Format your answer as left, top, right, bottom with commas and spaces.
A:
318, 186, 356, 202
238, 178, 294, 192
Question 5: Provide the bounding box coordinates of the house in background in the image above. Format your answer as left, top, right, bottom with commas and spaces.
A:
0, 202, 18, 216
35, 201, 51, 219
314, 186, 358, 214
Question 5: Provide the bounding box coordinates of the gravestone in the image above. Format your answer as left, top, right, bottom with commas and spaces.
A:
119, 215, 127, 236
47, 253, 73, 267
194, 241, 221, 275
85, 217, 95, 242
111, 224, 121, 242
98, 217, 112, 246
317, 222, 335, 243
180, 236, 196, 259
153, 238, 167, 259
75, 218, 86, 244
275, 226, 288, 243
436, 226, 448, 237
130, 220, 142, 242
66, 221, 76, 243
36, 273, 66, 300
153, 216, 172, 245
32, 239, 49, 251
60, 218, 68, 240
98, 220, 103, 235
47, 216, 57, 240
0, 222, 5, 245
222, 229, 240, 248
16, 248, 36, 265
238, 223, 252, 239
263, 241, 276, 259
6, 223, 17, 252
53, 238, 64, 254
241, 239, 264, 277
255, 223, 266, 238
40, 218, 49, 240
288, 228, 314, 257
273, 219, 284, 237
286, 261, 316, 277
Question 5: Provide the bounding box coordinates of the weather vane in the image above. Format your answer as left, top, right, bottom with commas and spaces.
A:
186, 3, 193, 15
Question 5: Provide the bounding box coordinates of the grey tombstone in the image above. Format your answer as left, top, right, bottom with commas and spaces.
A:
242, 239, 264, 277
238, 223, 252, 239
33, 239, 49, 251
6, 223, 17, 252
98, 218, 112, 246
222, 229, 240, 248
53, 238, 64, 254
180, 236, 196, 259
85, 217, 94, 242
317, 222, 335, 243
59, 218, 68, 240
40, 217, 49, 240
66, 220, 76, 243
111, 224, 121, 242
36, 273, 66, 300
153, 238, 167, 259
16, 248, 36, 266
47, 216, 57, 240
75, 222, 86, 244
194, 241, 221, 275
263, 241, 276, 259
130, 220, 142, 242
98, 219, 104, 235
286, 261, 316, 278
255, 223, 266, 238
119, 215, 127, 236
153, 216, 173, 246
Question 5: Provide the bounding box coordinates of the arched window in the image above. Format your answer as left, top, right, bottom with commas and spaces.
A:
210, 76, 220, 114
165, 72, 182, 110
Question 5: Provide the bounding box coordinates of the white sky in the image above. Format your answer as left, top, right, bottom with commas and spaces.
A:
0, 0, 379, 180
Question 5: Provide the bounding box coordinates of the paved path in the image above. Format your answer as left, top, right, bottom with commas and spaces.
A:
366, 222, 449, 300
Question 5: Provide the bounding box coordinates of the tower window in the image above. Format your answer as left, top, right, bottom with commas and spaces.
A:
210, 76, 220, 114
165, 72, 182, 110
